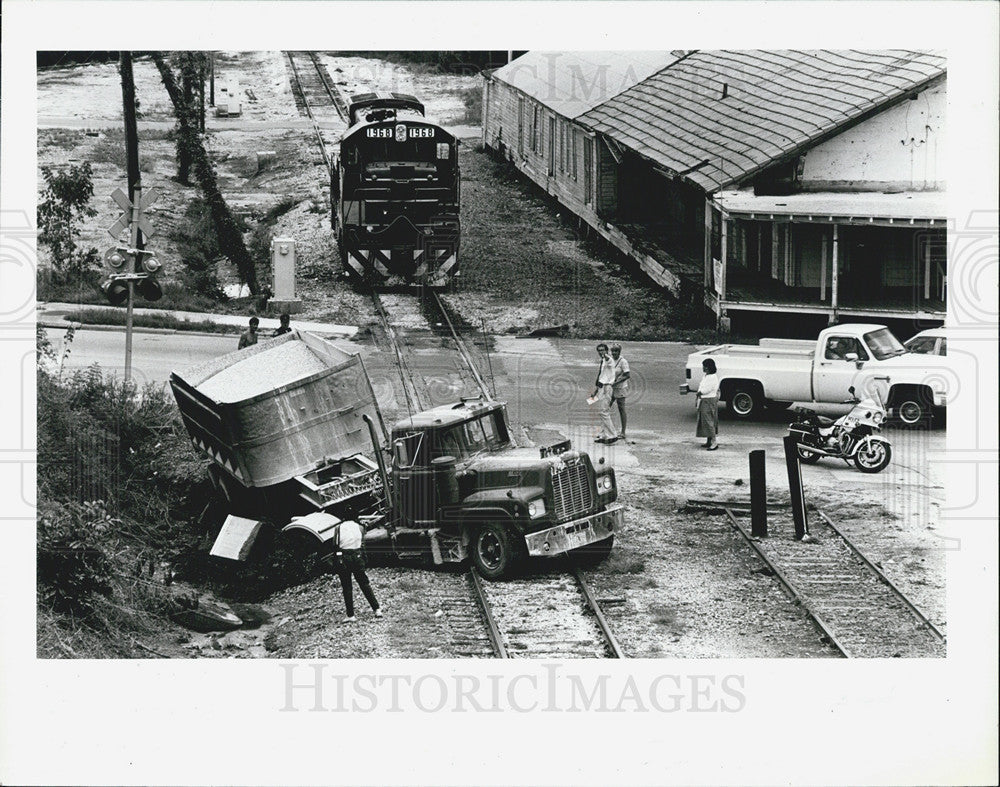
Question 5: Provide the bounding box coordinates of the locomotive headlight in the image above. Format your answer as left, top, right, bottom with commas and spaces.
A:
394, 124, 408, 142
527, 498, 546, 518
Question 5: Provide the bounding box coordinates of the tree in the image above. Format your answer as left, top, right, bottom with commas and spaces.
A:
37, 163, 100, 282
152, 52, 259, 295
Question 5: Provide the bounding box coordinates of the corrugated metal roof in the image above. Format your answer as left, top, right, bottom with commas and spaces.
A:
714, 189, 946, 221
491, 51, 682, 119
579, 50, 947, 192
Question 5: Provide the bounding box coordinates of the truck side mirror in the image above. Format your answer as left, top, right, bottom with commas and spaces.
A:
845, 352, 859, 362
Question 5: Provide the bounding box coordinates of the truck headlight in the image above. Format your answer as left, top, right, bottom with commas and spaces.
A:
598, 475, 613, 492
527, 499, 546, 518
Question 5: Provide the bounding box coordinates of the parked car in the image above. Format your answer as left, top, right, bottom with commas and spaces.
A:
680, 324, 951, 426
905, 327, 947, 356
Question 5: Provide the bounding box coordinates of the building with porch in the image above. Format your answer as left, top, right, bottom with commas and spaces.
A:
577, 49, 947, 330
486, 50, 947, 330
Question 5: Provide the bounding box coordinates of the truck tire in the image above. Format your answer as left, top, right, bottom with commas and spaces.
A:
573, 535, 614, 565
471, 522, 521, 580
727, 384, 763, 420
890, 386, 932, 427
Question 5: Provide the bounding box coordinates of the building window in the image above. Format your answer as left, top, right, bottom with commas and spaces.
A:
558, 121, 565, 172
584, 136, 593, 204
531, 105, 540, 154
570, 129, 578, 180
517, 97, 524, 158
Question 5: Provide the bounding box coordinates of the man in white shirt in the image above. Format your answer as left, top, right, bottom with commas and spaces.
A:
332, 519, 382, 622
591, 343, 618, 443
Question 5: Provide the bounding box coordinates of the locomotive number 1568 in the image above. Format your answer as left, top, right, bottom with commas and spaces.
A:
365, 125, 436, 140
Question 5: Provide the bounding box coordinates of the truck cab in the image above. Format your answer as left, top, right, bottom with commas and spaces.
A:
386, 397, 622, 578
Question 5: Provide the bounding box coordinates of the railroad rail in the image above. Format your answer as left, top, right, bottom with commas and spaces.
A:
284, 50, 347, 173
710, 503, 944, 658
372, 287, 623, 658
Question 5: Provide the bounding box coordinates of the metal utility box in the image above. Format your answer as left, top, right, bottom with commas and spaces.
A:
169, 331, 386, 488
268, 236, 302, 314
215, 82, 242, 117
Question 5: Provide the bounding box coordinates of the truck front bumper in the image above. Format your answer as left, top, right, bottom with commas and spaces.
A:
524, 504, 624, 557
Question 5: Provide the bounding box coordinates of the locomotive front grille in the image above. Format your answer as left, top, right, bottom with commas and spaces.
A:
551, 461, 594, 522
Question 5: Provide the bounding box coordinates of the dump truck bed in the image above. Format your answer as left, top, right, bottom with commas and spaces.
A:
170, 331, 386, 488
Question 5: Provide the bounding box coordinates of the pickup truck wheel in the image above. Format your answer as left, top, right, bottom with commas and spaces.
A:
729, 387, 762, 420
895, 398, 926, 427
573, 535, 614, 565
472, 523, 520, 580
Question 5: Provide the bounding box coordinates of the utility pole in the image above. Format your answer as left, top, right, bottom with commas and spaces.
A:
120, 51, 143, 384
209, 51, 215, 107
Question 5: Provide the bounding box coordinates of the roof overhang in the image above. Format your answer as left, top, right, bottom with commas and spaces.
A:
713, 190, 946, 227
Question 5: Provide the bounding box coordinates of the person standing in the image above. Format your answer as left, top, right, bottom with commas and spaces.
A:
591, 342, 618, 443
273, 313, 292, 337
610, 343, 630, 441
238, 316, 260, 349
696, 358, 720, 450
332, 518, 382, 622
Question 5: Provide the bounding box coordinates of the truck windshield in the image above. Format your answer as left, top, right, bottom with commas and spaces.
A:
864, 328, 907, 360
434, 414, 503, 460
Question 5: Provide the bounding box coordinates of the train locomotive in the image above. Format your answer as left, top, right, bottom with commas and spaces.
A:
333, 92, 460, 287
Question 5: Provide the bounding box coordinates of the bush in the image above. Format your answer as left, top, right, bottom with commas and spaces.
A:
37, 500, 116, 617
171, 198, 228, 301
37, 162, 100, 282
460, 84, 483, 124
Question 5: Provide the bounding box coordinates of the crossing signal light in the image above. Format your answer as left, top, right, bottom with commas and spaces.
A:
136, 276, 163, 302
102, 277, 130, 307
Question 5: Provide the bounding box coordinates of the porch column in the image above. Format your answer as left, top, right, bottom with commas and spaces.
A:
830, 223, 840, 323
784, 224, 792, 285
771, 223, 780, 279
704, 199, 713, 290
719, 213, 728, 301
820, 230, 828, 301
923, 239, 931, 300
756, 225, 763, 275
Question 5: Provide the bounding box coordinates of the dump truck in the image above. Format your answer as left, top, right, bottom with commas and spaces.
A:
170, 331, 622, 578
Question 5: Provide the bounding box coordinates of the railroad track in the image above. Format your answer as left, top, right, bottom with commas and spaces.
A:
469, 566, 625, 658
372, 285, 623, 658
284, 50, 348, 174
714, 503, 945, 658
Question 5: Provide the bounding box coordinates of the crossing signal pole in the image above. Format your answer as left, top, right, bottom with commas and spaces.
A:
105, 51, 162, 383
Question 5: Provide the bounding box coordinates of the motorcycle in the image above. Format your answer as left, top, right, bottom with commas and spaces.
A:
787, 386, 892, 473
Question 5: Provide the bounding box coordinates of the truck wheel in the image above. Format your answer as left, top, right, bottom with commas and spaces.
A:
573, 535, 614, 565
472, 523, 520, 580
729, 386, 762, 420
854, 441, 891, 473
895, 398, 926, 427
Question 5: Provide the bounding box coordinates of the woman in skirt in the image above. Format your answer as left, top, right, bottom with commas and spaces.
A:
695, 358, 720, 450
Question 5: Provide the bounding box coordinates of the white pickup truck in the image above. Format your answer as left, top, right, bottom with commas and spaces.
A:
679, 323, 950, 425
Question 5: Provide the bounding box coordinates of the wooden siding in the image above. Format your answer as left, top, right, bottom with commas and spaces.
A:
484, 75, 689, 297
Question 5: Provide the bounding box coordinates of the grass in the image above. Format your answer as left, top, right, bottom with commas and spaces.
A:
456, 147, 720, 343
67, 308, 240, 334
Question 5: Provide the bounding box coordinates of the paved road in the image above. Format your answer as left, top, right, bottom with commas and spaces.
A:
45, 325, 945, 502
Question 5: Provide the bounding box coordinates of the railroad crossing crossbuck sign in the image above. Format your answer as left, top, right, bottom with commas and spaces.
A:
108, 186, 157, 239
